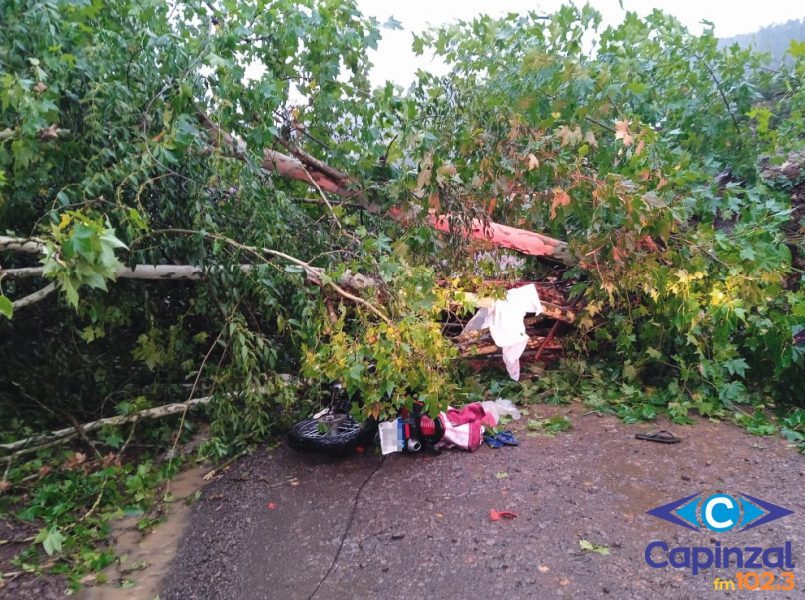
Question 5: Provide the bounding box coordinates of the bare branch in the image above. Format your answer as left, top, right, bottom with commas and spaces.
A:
12, 282, 56, 309
153, 229, 392, 324
0, 267, 45, 278
0, 236, 45, 254
1, 396, 213, 458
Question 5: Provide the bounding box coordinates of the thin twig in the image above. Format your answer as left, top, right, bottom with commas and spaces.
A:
699, 57, 742, 141
301, 166, 342, 230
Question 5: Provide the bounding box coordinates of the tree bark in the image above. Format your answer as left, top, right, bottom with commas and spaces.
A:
0, 236, 44, 254
12, 282, 56, 309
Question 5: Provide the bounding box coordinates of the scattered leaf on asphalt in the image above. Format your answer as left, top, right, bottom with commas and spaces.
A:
538, 565, 550, 573
495, 471, 509, 479
579, 539, 610, 555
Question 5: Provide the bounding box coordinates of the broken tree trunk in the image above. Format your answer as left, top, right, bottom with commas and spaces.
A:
197, 111, 575, 265
425, 212, 572, 264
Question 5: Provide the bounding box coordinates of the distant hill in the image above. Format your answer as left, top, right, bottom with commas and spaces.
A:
719, 19, 805, 65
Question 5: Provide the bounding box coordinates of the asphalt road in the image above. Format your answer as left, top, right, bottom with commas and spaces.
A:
161, 404, 803, 600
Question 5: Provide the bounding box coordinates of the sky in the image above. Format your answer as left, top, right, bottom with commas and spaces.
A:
356, 0, 803, 87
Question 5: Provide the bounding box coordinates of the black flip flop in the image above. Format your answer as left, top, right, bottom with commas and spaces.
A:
635, 430, 681, 444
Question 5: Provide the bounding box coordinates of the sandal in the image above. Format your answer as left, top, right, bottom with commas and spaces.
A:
484, 434, 504, 449
496, 430, 519, 446
635, 430, 681, 444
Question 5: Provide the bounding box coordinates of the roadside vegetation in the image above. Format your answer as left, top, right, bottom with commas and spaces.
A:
0, 0, 802, 588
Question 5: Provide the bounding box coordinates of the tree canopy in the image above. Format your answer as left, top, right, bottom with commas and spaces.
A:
1, 0, 803, 451
1, 0, 803, 583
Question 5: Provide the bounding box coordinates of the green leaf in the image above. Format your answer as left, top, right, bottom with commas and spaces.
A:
579, 539, 610, 555
37, 527, 65, 556
0, 295, 13, 319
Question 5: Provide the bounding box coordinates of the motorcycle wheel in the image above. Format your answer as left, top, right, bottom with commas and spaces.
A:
288, 414, 376, 454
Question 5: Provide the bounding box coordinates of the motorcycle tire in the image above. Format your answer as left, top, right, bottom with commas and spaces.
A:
288, 414, 376, 454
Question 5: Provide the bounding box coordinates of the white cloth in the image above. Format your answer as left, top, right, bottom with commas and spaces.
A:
480, 284, 542, 380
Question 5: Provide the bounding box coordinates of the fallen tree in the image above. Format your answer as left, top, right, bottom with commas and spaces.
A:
199, 111, 575, 265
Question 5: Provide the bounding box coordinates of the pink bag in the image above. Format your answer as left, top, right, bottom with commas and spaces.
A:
437, 403, 498, 451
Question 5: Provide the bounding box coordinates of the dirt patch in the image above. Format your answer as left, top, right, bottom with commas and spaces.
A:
160, 404, 803, 600
0, 519, 67, 599
75, 464, 210, 600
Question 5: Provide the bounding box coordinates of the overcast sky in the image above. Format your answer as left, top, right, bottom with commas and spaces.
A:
357, 0, 803, 87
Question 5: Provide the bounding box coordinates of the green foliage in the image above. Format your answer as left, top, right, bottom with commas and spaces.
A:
0, 294, 12, 318
301, 265, 461, 419
0, 1, 803, 584
401, 5, 803, 412
780, 409, 805, 452
527, 414, 573, 436
2, 446, 182, 588
41, 211, 128, 307
579, 539, 610, 555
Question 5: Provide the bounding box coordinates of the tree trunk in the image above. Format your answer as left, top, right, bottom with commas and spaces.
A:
197, 110, 576, 265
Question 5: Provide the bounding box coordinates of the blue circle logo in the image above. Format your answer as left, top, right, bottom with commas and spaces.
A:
702, 494, 741, 532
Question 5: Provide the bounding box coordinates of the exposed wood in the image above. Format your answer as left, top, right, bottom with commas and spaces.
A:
197, 108, 575, 264
538, 302, 575, 324
425, 212, 573, 264
534, 321, 561, 362
275, 138, 355, 189
262, 148, 365, 202
458, 336, 562, 357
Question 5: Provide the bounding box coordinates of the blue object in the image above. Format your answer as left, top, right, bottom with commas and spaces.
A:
496, 430, 519, 446
484, 434, 504, 448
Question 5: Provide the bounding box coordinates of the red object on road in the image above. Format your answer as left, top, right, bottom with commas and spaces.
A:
267, 502, 277, 509
489, 509, 517, 521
